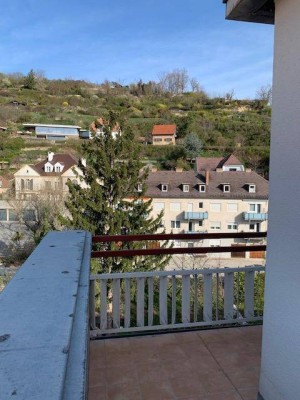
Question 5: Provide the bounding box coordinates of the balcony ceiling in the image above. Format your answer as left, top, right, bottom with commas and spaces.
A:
223, 0, 275, 24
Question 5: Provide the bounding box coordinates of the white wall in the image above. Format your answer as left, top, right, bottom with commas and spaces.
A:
259, 0, 300, 399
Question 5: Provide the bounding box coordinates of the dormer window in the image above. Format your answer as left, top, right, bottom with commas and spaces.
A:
54, 162, 64, 173
182, 184, 189, 193
223, 184, 230, 193
248, 184, 256, 193
44, 162, 53, 173
161, 184, 168, 192
199, 184, 206, 193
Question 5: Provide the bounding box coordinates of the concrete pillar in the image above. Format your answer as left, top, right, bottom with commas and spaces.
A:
259, 0, 300, 399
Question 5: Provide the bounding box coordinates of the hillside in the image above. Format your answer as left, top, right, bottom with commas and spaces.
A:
0, 72, 271, 175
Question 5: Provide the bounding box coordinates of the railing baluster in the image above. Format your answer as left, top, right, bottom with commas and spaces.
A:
112, 278, 120, 328
124, 278, 131, 328
89, 279, 96, 329
100, 279, 107, 330
159, 276, 168, 325
148, 277, 154, 326
171, 275, 177, 324
182, 275, 190, 323
193, 274, 198, 322
245, 270, 255, 318
203, 273, 213, 322
137, 277, 145, 327
224, 272, 234, 319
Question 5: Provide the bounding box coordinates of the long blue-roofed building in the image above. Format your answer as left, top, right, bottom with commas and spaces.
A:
23, 123, 81, 140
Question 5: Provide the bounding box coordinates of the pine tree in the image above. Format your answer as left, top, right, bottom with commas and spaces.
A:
61, 116, 169, 273
23, 69, 36, 90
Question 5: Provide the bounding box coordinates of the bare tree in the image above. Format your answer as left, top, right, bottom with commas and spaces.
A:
256, 84, 272, 105
158, 69, 189, 94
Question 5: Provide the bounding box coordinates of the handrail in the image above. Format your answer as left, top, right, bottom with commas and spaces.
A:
92, 231, 267, 243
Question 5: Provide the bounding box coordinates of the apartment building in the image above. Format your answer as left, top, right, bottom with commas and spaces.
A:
146, 155, 268, 257
14, 152, 86, 199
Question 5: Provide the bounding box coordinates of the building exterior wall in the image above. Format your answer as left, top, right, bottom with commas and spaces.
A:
150, 196, 268, 257
152, 135, 176, 145
258, 1, 300, 399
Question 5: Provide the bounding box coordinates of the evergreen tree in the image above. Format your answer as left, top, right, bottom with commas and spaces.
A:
23, 69, 36, 90
183, 133, 203, 159
61, 116, 169, 273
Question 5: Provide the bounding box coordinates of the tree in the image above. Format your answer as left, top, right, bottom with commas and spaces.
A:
183, 133, 203, 159
256, 84, 272, 105
61, 116, 169, 273
23, 69, 36, 90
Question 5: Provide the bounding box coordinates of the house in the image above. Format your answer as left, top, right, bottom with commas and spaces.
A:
89, 118, 121, 139
146, 155, 268, 256
14, 152, 86, 199
22, 123, 81, 140
151, 124, 176, 145
0, 176, 11, 197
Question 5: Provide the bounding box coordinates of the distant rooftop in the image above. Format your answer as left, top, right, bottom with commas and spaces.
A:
23, 123, 81, 129
152, 124, 176, 136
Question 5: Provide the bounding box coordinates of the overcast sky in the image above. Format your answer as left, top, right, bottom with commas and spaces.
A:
0, 0, 274, 98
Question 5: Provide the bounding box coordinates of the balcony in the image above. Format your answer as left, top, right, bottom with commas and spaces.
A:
243, 212, 268, 221
184, 211, 208, 220
0, 231, 266, 400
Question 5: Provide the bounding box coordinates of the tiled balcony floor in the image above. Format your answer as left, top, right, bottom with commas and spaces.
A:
89, 325, 262, 400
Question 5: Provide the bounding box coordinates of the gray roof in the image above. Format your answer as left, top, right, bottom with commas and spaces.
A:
145, 170, 268, 200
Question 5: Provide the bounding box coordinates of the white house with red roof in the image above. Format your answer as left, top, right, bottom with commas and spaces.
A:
151, 124, 176, 145
14, 152, 87, 199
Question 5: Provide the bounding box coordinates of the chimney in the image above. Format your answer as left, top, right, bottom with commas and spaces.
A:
246, 168, 252, 173
81, 158, 87, 167
48, 152, 54, 162
175, 167, 183, 172
205, 170, 210, 185
151, 167, 157, 172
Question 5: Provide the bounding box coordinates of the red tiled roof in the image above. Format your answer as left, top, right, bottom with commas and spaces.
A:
152, 125, 176, 136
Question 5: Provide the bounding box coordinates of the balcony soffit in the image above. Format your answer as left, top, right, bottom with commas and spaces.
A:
223, 0, 275, 24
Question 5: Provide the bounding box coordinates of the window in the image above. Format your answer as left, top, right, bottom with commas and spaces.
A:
55, 165, 62, 173
45, 181, 52, 190
187, 242, 194, 248
0, 209, 7, 221
249, 203, 261, 213
25, 179, 33, 190
170, 202, 181, 212
8, 210, 18, 222
198, 220, 203, 227
210, 221, 221, 230
171, 220, 181, 229
161, 184, 168, 192
227, 223, 238, 230
153, 202, 165, 211
23, 210, 36, 221
199, 202, 203, 209
183, 184, 189, 193
137, 184, 143, 192
223, 184, 230, 192
249, 223, 255, 231
54, 181, 62, 190
164, 138, 172, 142
210, 239, 221, 247
153, 138, 162, 142
227, 203, 238, 212
210, 203, 221, 212
249, 184, 256, 193
199, 184, 206, 192
45, 163, 53, 172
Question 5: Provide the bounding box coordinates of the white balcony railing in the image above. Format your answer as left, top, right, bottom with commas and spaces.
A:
90, 265, 265, 337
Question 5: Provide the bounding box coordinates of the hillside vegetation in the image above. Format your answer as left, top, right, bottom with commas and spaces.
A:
0, 71, 271, 175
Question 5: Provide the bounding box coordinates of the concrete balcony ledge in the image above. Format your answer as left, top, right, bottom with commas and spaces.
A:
223, 0, 275, 24
243, 212, 268, 221
0, 230, 91, 400
184, 211, 208, 220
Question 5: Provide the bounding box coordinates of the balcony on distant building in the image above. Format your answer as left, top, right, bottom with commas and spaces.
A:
184, 211, 209, 220
243, 212, 268, 221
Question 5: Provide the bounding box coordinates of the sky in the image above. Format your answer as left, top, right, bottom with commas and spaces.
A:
0, 0, 274, 99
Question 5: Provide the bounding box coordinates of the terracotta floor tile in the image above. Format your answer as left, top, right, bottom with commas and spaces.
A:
89, 367, 107, 388
106, 365, 137, 387
200, 371, 235, 394
104, 338, 131, 354
139, 380, 175, 400
203, 389, 243, 400
226, 366, 260, 390
106, 382, 141, 400
239, 387, 260, 400
169, 375, 206, 398
88, 385, 107, 400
